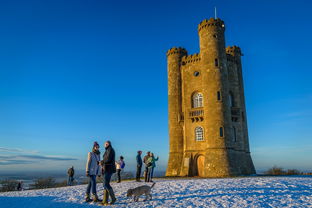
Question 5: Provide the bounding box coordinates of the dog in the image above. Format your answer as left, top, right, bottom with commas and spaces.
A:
126, 182, 155, 202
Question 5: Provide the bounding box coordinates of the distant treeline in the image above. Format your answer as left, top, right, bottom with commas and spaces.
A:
264, 166, 312, 176
0, 171, 134, 192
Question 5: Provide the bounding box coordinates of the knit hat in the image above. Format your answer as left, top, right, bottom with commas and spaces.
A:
93, 141, 99, 148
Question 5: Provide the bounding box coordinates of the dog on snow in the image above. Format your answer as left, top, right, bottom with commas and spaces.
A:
126, 182, 155, 202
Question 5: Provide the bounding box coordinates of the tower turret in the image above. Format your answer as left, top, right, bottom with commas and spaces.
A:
226, 46, 256, 174
166, 47, 187, 176
197, 18, 234, 176
198, 18, 226, 67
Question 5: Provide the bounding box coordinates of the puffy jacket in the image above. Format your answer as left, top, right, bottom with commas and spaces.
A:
86, 152, 101, 176
101, 145, 116, 174
115, 160, 125, 170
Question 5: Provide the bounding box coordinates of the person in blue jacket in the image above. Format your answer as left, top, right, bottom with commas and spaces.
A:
136, 150, 142, 182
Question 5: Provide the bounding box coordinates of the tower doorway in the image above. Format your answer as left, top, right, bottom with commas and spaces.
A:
197, 155, 205, 177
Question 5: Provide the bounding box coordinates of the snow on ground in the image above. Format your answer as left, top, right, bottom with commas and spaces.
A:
1, 176, 312, 208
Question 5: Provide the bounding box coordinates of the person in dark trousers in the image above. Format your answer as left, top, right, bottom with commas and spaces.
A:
147, 153, 159, 182
143, 151, 151, 182
100, 140, 117, 205
136, 150, 142, 182
67, 166, 75, 186
115, 156, 125, 183
85, 142, 101, 202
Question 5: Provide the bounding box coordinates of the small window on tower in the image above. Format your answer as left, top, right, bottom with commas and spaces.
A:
232, 126, 237, 142
215, 58, 219, 67
213, 34, 218, 38
217, 91, 221, 101
220, 127, 224, 137
193, 71, 200, 77
195, 127, 204, 141
229, 92, 235, 107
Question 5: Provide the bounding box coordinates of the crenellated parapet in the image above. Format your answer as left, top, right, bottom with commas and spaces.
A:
226, 46, 242, 56
166, 47, 188, 57
226, 46, 242, 64
181, 53, 201, 65
198, 18, 225, 33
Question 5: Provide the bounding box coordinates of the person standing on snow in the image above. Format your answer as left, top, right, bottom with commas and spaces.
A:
136, 150, 143, 182
115, 156, 125, 183
67, 166, 75, 186
85, 141, 101, 202
17, 181, 23, 191
143, 151, 151, 182
100, 140, 117, 205
148, 153, 159, 182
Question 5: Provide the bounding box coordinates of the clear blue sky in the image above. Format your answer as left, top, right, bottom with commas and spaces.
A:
0, 0, 311, 173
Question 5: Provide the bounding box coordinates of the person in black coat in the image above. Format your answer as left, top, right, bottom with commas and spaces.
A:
100, 140, 116, 205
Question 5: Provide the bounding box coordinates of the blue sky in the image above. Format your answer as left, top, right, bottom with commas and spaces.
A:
0, 0, 311, 173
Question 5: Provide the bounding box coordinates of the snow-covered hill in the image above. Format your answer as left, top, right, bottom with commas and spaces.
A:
1, 176, 312, 207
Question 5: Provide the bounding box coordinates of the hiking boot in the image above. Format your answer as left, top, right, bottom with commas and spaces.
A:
108, 188, 116, 205
85, 193, 92, 203
99, 189, 109, 206
92, 194, 101, 202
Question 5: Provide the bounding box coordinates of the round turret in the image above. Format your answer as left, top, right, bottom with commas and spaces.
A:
166, 47, 188, 57
166, 46, 187, 177
197, 18, 226, 66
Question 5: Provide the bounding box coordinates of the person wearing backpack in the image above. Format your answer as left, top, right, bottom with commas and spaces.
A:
115, 156, 125, 183
145, 154, 154, 182
143, 151, 151, 182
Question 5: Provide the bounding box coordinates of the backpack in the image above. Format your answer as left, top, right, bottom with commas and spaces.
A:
147, 162, 152, 167
120, 161, 125, 169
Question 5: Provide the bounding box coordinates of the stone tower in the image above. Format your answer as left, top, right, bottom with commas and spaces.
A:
166, 18, 256, 177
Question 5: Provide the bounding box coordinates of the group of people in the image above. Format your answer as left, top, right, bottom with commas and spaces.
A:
66, 141, 158, 205
136, 151, 159, 182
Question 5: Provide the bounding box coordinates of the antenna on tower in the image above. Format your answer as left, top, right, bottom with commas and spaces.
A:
214, 6, 217, 19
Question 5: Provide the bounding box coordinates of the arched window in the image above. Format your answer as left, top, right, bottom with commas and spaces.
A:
192, 92, 203, 108
229, 92, 235, 107
195, 127, 204, 141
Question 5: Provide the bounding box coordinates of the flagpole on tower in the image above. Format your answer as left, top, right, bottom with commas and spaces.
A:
214, 6, 217, 19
